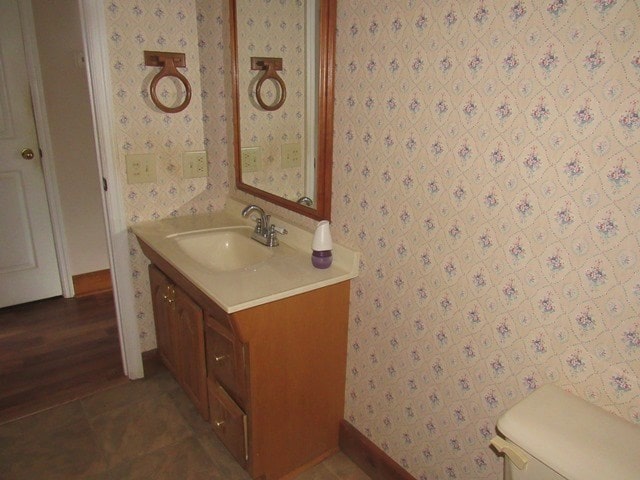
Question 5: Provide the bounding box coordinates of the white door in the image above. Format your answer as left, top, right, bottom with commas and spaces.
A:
0, 0, 61, 308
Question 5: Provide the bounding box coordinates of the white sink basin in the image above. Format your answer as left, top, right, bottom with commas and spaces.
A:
131, 203, 360, 312
168, 226, 273, 271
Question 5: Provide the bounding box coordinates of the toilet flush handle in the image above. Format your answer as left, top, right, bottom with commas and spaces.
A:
491, 436, 529, 470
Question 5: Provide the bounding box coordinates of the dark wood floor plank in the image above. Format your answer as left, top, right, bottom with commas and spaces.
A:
0, 341, 122, 389
0, 292, 126, 424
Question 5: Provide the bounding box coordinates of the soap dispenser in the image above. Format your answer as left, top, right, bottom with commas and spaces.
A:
311, 220, 332, 269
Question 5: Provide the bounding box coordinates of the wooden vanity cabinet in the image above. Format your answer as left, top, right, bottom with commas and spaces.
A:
149, 265, 208, 419
208, 282, 351, 480
147, 259, 350, 480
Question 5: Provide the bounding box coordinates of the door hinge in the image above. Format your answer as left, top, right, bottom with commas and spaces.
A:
102, 177, 108, 191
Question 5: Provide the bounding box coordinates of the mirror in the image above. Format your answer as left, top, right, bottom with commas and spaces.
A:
230, 0, 336, 220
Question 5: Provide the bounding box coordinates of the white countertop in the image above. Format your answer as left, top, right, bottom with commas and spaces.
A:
131, 199, 360, 313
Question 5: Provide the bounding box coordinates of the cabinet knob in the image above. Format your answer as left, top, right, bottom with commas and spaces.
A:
214, 354, 228, 362
214, 419, 225, 427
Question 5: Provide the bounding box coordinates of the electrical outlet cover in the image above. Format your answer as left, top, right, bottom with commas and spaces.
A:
183, 151, 208, 178
281, 143, 301, 168
125, 153, 156, 184
241, 147, 261, 173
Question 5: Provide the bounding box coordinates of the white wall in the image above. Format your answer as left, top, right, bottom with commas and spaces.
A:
31, 0, 109, 276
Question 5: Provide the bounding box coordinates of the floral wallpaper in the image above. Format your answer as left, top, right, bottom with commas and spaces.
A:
104, 0, 229, 351
236, 0, 309, 201
103, 0, 640, 479
332, 0, 640, 478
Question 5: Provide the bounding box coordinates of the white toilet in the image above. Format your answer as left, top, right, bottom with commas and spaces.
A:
491, 384, 640, 480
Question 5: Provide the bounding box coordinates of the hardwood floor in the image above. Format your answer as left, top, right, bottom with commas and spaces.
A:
0, 292, 126, 424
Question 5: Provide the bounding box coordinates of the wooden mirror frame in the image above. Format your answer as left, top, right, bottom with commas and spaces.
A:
229, 0, 336, 221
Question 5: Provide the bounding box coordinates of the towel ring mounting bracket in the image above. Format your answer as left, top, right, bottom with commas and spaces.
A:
144, 50, 192, 114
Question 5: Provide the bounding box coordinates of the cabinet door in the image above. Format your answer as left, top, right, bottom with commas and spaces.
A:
148, 265, 178, 376
174, 286, 208, 419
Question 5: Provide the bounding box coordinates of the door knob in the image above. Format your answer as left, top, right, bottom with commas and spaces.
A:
21, 148, 35, 160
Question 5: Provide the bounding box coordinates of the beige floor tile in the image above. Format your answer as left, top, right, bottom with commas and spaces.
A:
196, 432, 252, 479
167, 384, 213, 437
104, 436, 218, 480
321, 452, 371, 479
0, 365, 370, 480
89, 392, 192, 468
81, 369, 179, 419
292, 462, 339, 479
0, 418, 107, 480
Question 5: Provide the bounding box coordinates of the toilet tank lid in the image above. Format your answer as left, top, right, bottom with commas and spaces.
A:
496, 385, 640, 480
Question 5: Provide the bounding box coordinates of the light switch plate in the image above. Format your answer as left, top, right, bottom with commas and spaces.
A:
183, 151, 208, 178
125, 154, 156, 184
281, 143, 301, 168
241, 147, 261, 172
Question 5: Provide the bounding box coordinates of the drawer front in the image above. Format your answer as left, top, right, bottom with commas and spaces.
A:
209, 380, 248, 467
205, 316, 244, 404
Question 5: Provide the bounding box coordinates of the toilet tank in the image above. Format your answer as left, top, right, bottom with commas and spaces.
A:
491, 384, 640, 480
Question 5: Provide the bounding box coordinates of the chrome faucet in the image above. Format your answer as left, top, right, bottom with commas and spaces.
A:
242, 204, 270, 233
241, 204, 287, 247
296, 196, 313, 206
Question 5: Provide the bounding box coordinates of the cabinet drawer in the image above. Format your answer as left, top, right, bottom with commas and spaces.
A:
209, 381, 247, 467
205, 315, 244, 404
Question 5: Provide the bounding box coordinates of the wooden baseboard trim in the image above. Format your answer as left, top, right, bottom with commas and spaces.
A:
142, 348, 159, 363
339, 420, 415, 480
73, 269, 112, 297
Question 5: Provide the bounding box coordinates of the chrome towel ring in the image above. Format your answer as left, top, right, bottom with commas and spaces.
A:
144, 50, 192, 114
251, 57, 287, 111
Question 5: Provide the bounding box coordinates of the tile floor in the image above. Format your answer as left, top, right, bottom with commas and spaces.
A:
0, 366, 370, 480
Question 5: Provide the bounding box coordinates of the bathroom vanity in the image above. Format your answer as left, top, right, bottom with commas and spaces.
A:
133, 202, 359, 480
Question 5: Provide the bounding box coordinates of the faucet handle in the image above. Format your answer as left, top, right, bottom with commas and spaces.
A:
272, 225, 288, 235
267, 224, 287, 247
